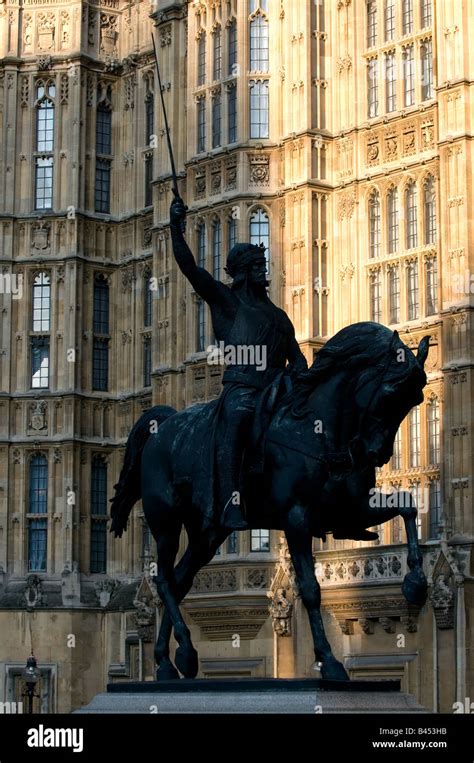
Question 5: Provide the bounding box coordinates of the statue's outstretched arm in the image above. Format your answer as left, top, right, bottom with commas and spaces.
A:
170, 197, 225, 304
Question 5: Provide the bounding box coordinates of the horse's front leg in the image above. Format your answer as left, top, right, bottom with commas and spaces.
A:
284, 504, 349, 681
398, 491, 428, 606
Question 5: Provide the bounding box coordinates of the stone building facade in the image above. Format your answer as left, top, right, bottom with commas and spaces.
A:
0, 0, 472, 712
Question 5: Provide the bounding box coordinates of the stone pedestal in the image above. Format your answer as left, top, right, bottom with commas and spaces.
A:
74, 678, 428, 714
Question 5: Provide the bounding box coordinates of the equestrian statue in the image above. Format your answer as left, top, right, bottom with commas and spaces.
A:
110, 196, 430, 683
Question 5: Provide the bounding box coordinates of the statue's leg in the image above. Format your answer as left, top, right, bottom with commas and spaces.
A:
155, 528, 228, 679
284, 504, 349, 681
355, 491, 427, 606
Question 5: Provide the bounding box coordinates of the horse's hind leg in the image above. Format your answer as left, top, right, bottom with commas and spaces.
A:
155, 528, 228, 680
154, 521, 199, 679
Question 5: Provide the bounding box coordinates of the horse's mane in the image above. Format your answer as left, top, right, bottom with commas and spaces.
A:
285, 322, 402, 415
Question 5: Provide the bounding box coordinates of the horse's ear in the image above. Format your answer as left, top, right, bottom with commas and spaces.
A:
417, 335, 430, 368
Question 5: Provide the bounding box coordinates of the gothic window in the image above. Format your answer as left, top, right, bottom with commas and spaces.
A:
90, 455, 108, 573
28, 454, 48, 572
249, 80, 269, 138
35, 81, 55, 210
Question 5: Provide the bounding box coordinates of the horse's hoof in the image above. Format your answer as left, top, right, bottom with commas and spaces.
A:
320, 657, 349, 682
402, 570, 427, 607
175, 645, 199, 679
156, 663, 180, 681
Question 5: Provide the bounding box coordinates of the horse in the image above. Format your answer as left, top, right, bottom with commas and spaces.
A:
110, 322, 430, 682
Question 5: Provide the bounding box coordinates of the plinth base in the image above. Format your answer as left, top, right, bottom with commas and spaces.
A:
75, 678, 428, 714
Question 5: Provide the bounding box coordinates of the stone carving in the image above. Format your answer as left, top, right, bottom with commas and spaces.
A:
160, 25, 172, 46
191, 568, 237, 593
225, 158, 237, 190
37, 55, 53, 71
268, 587, 292, 636
60, 73, 68, 104
31, 221, 51, 250
38, 12, 55, 51
249, 153, 269, 185
20, 75, 29, 107
430, 574, 455, 629
133, 574, 160, 642
315, 552, 404, 586
367, 139, 379, 166
24, 575, 44, 608
28, 400, 47, 432
195, 168, 206, 199
384, 133, 398, 160
95, 578, 120, 607
60, 11, 70, 48
142, 219, 152, 248
100, 14, 118, 56
88, 9, 96, 46
23, 13, 33, 48
337, 192, 356, 220
421, 120, 434, 149
246, 568, 268, 589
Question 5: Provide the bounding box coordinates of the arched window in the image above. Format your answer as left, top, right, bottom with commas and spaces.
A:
35, 81, 55, 210
144, 272, 153, 327
212, 220, 222, 279
369, 269, 382, 322
228, 216, 237, 252
405, 181, 418, 249
409, 406, 421, 467
31, 272, 51, 389
93, 274, 110, 391
369, 191, 381, 258
367, 58, 379, 118
212, 90, 222, 148
95, 88, 112, 213
90, 455, 108, 573
32, 272, 51, 332
424, 176, 436, 244
28, 454, 48, 572
145, 90, 154, 146
421, 0, 432, 28
249, 12, 269, 72
213, 25, 222, 80
249, 208, 270, 271
402, 0, 414, 34
407, 259, 419, 320
197, 97, 206, 153
388, 266, 400, 324
227, 82, 237, 143
93, 274, 109, 334
427, 397, 440, 465
197, 224, 206, 351
387, 188, 399, 253
428, 479, 441, 538
384, 0, 396, 41
421, 40, 433, 100
249, 80, 269, 138
197, 32, 206, 86
367, 0, 377, 47
227, 18, 237, 75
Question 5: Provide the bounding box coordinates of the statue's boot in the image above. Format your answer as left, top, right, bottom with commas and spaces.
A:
221, 497, 249, 530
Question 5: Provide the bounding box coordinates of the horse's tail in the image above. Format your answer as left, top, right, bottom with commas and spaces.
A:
110, 405, 176, 538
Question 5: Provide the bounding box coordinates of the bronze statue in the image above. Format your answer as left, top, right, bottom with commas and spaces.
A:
111, 201, 430, 683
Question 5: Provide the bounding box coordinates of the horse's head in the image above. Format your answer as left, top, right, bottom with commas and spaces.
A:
349, 327, 429, 467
